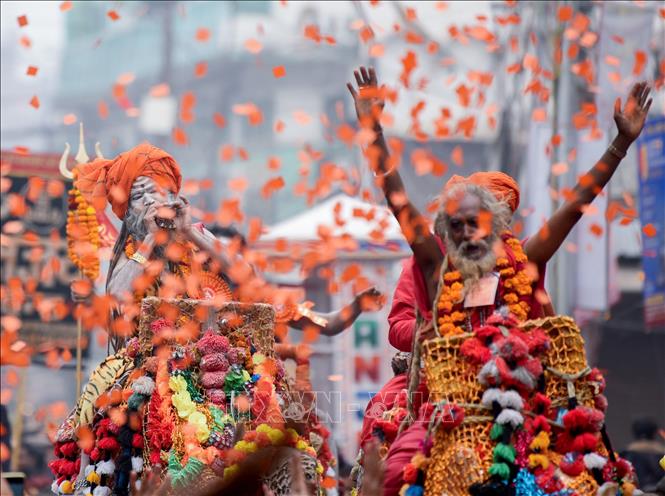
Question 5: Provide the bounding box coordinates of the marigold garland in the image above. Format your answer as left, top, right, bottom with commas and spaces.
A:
66, 181, 100, 280
435, 232, 533, 336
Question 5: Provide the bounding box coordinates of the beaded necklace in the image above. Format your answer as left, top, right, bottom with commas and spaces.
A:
434, 231, 533, 336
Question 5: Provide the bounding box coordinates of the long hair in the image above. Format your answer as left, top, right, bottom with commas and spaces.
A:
106, 222, 130, 353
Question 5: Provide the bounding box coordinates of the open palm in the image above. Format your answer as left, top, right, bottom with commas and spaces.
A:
614, 81, 652, 142
346, 66, 385, 122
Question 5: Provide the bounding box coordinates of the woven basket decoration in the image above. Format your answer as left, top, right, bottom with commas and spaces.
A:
422, 333, 494, 496
136, 297, 277, 359
520, 315, 596, 409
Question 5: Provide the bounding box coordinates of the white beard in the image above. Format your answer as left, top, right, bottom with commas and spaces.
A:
445, 236, 497, 297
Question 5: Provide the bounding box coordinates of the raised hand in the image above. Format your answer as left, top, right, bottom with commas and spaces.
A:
614, 81, 652, 143
346, 66, 385, 123
355, 286, 386, 312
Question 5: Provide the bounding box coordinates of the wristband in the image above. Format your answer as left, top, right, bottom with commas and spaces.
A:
607, 143, 626, 159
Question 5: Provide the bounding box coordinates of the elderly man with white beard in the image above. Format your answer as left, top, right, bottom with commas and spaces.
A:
347, 66, 652, 495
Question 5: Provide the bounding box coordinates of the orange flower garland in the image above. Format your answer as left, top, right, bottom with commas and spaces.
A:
435, 232, 533, 336
66, 181, 100, 280
436, 271, 466, 335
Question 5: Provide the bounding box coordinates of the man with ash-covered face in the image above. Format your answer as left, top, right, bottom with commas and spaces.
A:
72, 143, 383, 352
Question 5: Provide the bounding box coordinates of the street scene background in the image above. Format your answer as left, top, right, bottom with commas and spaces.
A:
1, 1, 664, 493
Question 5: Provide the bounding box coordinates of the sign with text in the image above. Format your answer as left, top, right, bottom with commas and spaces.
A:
1, 151, 80, 348
332, 258, 403, 461
637, 117, 665, 329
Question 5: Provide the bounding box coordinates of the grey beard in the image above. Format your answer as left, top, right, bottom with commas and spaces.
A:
445, 236, 497, 297
125, 207, 148, 242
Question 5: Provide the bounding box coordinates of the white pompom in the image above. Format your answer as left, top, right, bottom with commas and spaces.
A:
96, 459, 115, 475
498, 390, 523, 410
481, 388, 502, 407
496, 408, 524, 428
131, 456, 143, 473
84, 464, 95, 477
511, 366, 537, 390
51, 481, 60, 494
93, 486, 111, 496
132, 376, 155, 396
478, 360, 500, 386
583, 453, 607, 470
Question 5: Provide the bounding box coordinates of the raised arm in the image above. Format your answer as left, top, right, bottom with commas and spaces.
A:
288, 287, 385, 337
525, 82, 652, 265
347, 66, 442, 300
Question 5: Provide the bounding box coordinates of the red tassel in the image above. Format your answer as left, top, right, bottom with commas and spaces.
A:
98, 436, 120, 452
572, 432, 599, 453
460, 338, 491, 364
560, 455, 585, 477
132, 433, 143, 449
475, 325, 502, 342
90, 447, 101, 462
59, 441, 78, 458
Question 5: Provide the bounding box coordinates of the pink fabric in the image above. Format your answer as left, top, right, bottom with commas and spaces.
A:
387, 261, 418, 353
389, 236, 446, 351
383, 420, 429, 496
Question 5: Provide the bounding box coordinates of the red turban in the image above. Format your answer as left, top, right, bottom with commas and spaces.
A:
75, 143, 182, 220
444, 171, 520, 213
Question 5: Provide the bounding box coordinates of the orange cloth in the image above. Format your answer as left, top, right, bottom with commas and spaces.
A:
445, 171, 520, 213
74, 143, 182, 220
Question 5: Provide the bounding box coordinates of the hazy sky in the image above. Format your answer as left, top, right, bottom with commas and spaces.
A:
1, 1, 64, 148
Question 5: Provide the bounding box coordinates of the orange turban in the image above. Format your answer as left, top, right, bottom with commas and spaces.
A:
444, 171, 520, 213
75, 143, 182, 220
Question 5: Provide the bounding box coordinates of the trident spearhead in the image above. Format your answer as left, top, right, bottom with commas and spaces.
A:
74, 122, 89, 165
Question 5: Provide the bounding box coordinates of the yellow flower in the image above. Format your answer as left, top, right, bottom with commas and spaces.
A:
172, 391, 196, 418
450, 282, 463, 291
267, 428, 285, 445
530, 431, 550, 451
528, 454, 549, 470
444, 271, 461, 282
256, 424, 271, 434
296, 440, 309, 451
169, 375, 187, 393
316, 462, 324, 474
86, 471, 101, 485
286, 428, 299, 441
236, 440, 258, 453
60, 480, 74, 494
188, 411, 210, 443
